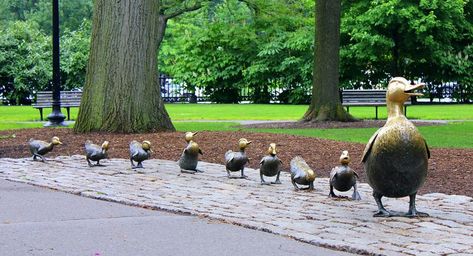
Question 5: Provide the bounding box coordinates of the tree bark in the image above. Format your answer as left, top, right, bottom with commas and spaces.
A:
74, 0, 175, 133
303, 0, 354, 122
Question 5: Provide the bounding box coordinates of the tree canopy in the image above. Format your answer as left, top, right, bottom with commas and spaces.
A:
1, 0, 472, 105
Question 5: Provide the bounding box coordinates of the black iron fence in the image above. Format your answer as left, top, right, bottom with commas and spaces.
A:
160, 74, 471, 104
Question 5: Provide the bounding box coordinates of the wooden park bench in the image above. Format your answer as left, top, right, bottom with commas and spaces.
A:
341, 89, 411, 119
32, 91, 82, 121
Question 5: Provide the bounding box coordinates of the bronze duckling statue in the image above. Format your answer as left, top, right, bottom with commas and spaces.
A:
225, 138, 251, 178
85, 140, 109, 167
259, 143, 282, 185
28, 136, 62, 162
178, 132, 203, 173
290, 156, 316, 190
129, 140, 152, 169
329, 151, 361, 200
362, 77, 429, 217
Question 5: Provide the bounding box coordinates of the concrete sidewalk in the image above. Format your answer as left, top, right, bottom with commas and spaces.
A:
0, 179, 352, 256
1, 156, 472, 255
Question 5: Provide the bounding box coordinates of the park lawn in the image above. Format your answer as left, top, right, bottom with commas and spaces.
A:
173, 121, 473, 149
2, 104, 472, 122
167, 104, 473, 120
0, 119, 471, 149
249, 121, 473, 149
1, 105, 472, 148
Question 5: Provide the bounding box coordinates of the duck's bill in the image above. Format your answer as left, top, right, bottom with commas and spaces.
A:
404, 83, 425, 96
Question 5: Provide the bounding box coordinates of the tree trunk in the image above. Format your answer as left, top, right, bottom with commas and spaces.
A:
74, 0, 175, 133
303, 0, 354, 122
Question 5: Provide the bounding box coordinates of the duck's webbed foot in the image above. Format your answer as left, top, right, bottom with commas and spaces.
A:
291, 180, 300, 190
351, 184, 362, 200
260, 173, 270, 185
239, 169, 248, 179
373, 191, 391, 217
181, 169, 197, 174
328, 186, 339, 198
89, 160, 105, 167
404, 193, 429, 218
271, 171, 282, 184
33, 154, 46, 162
300, 186, 313, 191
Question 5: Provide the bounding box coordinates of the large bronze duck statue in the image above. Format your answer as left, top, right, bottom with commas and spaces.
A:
259, 143, 282, 185
362, 77, 429, 217
225, 138, 251, 178
129, 140, 152, 169
329, 151, 361, 200
290, 156, 316, 190
178, 132, 203, 173
85, 140, 109, 167
28, 136, 62, 162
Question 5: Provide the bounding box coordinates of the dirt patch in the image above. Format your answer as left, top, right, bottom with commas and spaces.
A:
0, 127, 471, 197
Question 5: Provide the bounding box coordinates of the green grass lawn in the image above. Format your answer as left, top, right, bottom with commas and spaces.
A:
2, 104, 472, 122
249, 121, 473, 149
1, 104, 472, 148
172, 121, 473, 149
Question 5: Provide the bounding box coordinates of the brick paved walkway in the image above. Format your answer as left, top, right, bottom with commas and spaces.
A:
1, 156, 472, 256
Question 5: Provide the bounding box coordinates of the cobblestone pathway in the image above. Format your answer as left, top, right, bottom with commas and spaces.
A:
1, 156, 472, 256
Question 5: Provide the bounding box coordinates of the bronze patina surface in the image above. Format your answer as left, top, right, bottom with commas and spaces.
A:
363, 77, 430, 217
85, 140, 109, 167
225, 138, 251, 178
28, 136, 62, 162
178, 132, 203, 173
129, 140, 152, 169
329, 151, 361, 200
290, 156, 316, 190
259, 143, 282, 185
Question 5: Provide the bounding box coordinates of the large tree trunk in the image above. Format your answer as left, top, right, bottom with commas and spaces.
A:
74, 0, 175, 133
303, 0, 354, 122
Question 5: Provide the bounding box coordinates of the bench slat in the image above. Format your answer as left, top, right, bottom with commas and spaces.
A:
32, 91, 82, 121
341, 89, 412, 119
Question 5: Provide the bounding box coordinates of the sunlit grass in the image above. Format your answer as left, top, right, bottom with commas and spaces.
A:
1, 105, 472, 148
1, 104, 472, 122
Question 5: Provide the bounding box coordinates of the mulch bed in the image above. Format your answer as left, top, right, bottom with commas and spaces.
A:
1, 122, 472, 197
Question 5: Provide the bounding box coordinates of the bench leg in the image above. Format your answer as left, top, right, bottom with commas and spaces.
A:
404, 106, 407, 118
39, 108, 43, 121
346, 106, 350, 113
66, 107, 71, 121
375, 106, 378, 120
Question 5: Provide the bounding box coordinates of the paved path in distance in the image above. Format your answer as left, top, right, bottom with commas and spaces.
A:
1, 156, 472, 256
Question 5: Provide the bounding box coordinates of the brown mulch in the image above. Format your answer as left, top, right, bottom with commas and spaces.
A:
1, 125, 472, 197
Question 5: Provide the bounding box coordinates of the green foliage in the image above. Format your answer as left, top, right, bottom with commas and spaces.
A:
60, 20, 91, 90
0, 20, 52, 105
340, 0, 473, 90
0, 0, 93, 35
0, 19, 91, 105
160, 0, 314, 103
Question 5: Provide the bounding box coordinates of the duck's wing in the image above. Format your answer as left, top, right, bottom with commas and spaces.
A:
361, 128, 381, 163
329, 167, 338, 183
259, 157, 266, 165
28, 140, 44, 153
423, 139, 430, 159
225, 150, 234, 163
85, 143, 100, 157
